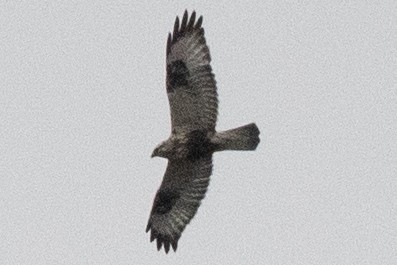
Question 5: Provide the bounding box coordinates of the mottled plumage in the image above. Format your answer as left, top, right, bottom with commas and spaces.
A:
146, 10, 260, 253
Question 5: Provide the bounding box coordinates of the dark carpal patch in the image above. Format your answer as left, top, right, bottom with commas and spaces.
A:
167, 60, 189, 92
153, 189, 180, 214
187, 130, 218, 161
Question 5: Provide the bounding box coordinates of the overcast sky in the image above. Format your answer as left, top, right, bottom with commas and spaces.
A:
1, 1, 396, 264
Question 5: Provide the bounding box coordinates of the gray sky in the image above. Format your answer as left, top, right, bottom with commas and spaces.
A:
1, 1, 396, 264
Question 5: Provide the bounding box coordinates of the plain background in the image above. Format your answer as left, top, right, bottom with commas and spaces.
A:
1, 1, 396, 264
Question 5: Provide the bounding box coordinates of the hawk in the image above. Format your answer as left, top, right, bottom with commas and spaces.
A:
146, 10, 260, 253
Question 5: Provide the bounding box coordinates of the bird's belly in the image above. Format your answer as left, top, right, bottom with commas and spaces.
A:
167, 130, 218, 161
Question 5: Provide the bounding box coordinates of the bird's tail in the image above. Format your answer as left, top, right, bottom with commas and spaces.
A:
213, 123, 260, 151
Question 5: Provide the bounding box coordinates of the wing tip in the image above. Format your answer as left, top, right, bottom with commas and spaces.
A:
195, 15, 203, 29
171, 240, 178, 252
168, 10, 204, 54
181, 10, 188, 31
173, 16, 180, 37
166, 32, 172, 55
164, 241, 170, 253
148, 226, 180, 254
155, 237, 180, 254
157, 238, 179, 254
187, 11, 196, 30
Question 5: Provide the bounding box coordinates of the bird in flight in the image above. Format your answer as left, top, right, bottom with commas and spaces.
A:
146, 10, 260, 253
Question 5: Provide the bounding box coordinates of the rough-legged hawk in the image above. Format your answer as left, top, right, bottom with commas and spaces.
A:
146, 10, 260, 253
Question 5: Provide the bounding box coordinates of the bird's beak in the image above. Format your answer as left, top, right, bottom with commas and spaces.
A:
151, 150, 157, 158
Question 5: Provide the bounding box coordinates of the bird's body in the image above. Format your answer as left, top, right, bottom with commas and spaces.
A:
146, 10, 260, 253
153, 129, 218, 160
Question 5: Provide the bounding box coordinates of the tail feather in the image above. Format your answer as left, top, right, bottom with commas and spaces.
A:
213, 123, 260, 151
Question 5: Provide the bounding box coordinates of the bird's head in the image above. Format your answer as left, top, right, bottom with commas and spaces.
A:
151, 142, 170, 158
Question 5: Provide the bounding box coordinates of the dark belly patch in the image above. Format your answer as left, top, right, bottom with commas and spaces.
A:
187, 130, 218, 161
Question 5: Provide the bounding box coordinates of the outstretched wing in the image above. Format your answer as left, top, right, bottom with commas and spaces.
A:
166, 10, 218, 133
146, 156, 213, 253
